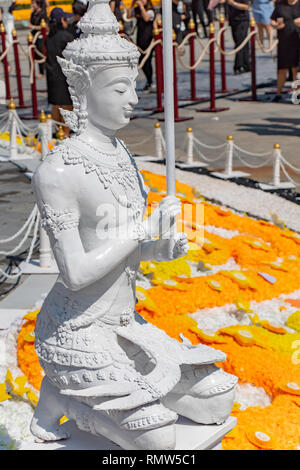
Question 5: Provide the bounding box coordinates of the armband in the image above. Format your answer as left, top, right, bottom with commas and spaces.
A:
41, 203, 79, 239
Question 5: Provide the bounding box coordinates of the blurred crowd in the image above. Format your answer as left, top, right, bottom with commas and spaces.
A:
115, 0, 300, 102
0, 0, 298, 132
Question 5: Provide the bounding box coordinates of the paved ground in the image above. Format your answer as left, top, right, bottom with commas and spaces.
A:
0, 22, 300, 297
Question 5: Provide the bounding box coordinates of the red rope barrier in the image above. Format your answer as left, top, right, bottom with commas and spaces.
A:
0, 25, 11, 100
40, 19, 47, 57
187, 20, 206, 102
197, 24, 229, 113
12, 29, 25, 107
143, 26, 164, 113
239, 19, 260, 102
153, 26, 164, 112
22, 33, 39, 120
216, 16, 238, 94
159, 30, 193, 123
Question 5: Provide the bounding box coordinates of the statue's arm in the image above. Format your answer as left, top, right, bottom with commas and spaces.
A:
32, 162, 139, 291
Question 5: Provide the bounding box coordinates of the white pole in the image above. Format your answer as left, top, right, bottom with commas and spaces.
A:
154, 122, 163, 160
273, 144, 281, 187
162, 0, 176, 197
225, 135, 234, 177
186, 127, 194, 165
8, 101, 17, 161
162, 0, 177, 254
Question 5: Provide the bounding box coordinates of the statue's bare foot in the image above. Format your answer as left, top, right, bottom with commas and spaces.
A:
30, 377, 70, 442
163, 364, 238, 425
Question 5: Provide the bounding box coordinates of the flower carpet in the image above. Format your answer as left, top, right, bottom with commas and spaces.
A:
1, 169, 300, 450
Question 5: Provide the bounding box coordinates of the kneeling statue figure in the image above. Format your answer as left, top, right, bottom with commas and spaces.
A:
31, 0, 237, 450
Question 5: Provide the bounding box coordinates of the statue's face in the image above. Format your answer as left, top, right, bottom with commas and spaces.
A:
86, 65, 138, 132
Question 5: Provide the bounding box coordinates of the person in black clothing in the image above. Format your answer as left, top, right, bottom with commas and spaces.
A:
172, 0, 190, 43
271, 0, 300, 101
67, 1, 88, 38
128, 0, 155, 91
191, 0, 213, 37
46, 7, 75, 136
110, 0, 123, 23
227, 0, 250, 74
29, 0, 48, 78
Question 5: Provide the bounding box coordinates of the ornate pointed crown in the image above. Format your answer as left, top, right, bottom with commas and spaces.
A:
58, 0, 140, 133
62, 0, 139, 67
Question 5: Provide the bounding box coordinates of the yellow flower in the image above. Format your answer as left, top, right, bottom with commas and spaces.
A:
202, 240, 221, 254
59, 416, 69, 425
278, 382, 300, 396
0, 383, 11, 402
189, 326, 226, 344
24, 331, 35, 342
258, 321, 288, 335
207, 279, 223, 292
151, 279, 189, 291
243, 239, 271, 252
262, 261, 289, 272
136, 286, 157, 312
24, 309, 40, 321
235, 296, 253, 313
140, 258, 191, 282
27, 390, 39, 407
234, 329, 256, 347
249, 314, 287, 334
223, 271, 257, 290
286, 311, 300, 332
246, 429, 278, 449
6, 369, 31, 398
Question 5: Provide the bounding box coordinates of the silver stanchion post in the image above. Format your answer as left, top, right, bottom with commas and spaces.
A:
39, 109, 48, 160
225, 135, 234, 177
135, 122, 165, 162
46, 113, 53, 142
155, 122, 163, 160
8, 98, 17, 161
212, 135, 250, 179
186, 127, 193, 165
176, 128, 207, 170
260, 143, 295, 190
273, 143, 281, 187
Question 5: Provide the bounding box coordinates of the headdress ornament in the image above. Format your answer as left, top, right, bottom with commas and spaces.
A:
58, 0, 140, 133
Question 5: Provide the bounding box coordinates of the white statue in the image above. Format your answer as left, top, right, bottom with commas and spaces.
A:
0, 0, 15, 44
30, 0, 237, 450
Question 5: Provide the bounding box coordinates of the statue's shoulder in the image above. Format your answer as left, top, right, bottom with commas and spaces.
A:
32, 141, 76, 196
